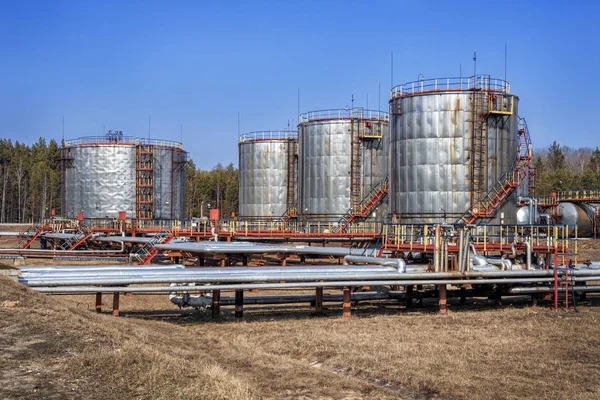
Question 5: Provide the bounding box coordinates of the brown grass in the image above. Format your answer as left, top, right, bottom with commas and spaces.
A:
3, 274, 600, 399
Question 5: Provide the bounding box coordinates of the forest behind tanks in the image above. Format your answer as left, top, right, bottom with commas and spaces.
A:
0, 137, 599, 224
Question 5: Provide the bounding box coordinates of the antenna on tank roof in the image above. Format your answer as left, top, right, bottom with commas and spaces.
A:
473, 51, 477, 77
504, 43, 508, 82
378, 82, 381, 112
390, 51, 394, 89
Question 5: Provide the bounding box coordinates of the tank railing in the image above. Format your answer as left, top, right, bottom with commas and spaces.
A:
299, 109, 390, 123
382, 223, 573, 254
64, 136, 183, 149
239, 131, 298, 143
391, 75, 510, 98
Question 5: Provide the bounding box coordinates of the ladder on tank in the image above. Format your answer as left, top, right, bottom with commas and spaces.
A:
456, 117, 532, 224
471, 79, 489, 210
350, 109, 363, 210
282, 137, 298, 222
136, 145, 154, 219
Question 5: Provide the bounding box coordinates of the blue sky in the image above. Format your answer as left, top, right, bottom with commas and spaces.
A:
1, 0, 599, 169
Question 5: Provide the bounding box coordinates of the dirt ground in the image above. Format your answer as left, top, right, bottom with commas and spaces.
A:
2, 226, 600, 399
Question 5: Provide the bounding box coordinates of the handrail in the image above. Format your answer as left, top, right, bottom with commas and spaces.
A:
239, 131, 298, 143
456, 117, 532, 224
299, 108, 389, 123
391, 75, 510, 98
64, 136, 184, 149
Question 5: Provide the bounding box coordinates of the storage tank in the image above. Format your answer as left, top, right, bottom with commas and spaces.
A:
389, 75, 521, 224
61, 133, 187, 219
238, 131, 298, 219
298, 108, 389, 222
558, 202, 599, 237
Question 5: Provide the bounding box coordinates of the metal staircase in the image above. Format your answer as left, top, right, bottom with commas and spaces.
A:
133, 230, 175, 265
58, 226, 92, 250
22, 225, 46, 249
136, 145, 154, 219
457, 117, 532, 224
280, 207, 298, 223
67, 227, 95, 250
335, 175, 389, 233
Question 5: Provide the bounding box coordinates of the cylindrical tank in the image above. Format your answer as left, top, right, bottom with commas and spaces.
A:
389, 76, 520, 223
559, 202, 600, 238
61, 134, 187, 219
558, 202, 593, 237
298, 109, 389, 222
238, 131, 298, 219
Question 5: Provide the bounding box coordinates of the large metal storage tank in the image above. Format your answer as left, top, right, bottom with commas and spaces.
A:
238, 131, 298, 219
298, 109, 389, 222
389, 76, 520, 223
61, 133, 187, 219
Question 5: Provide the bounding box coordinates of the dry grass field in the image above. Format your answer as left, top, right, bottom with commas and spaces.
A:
2, 224, 600, 399
2, 274, 600, 400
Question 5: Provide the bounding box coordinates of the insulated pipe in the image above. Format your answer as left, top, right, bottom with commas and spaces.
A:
23, 268, 600, 282
457, 230, 464, 274
25, 267, 586, 285
485, 258, 512, 271
0, 241, 125, 255
343, 255, 406, 273
170, 292, 396, 308
31, 277, 600, 294
20, 266, 398, 280
508, 285, 600, 294
524, 240, 532, 270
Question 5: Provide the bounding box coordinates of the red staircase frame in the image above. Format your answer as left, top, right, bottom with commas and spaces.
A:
336, 176, 389, 233
457, 118, 532, 224
68, 228, 95, 250
138, 234, 175, 265
22, 226, 47, 249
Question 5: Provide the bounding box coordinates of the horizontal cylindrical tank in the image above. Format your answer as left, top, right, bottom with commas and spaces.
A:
298, 109, 389, 222
389, 75, 520, 224
61, 135, 187, 219
558, 202, 600, 237
238, 131, 298, 219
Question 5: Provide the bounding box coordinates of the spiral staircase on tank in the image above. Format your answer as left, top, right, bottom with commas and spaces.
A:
456, 117, 532, 224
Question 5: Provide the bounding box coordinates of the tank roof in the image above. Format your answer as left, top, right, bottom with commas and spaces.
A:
299, 109, 389, 123
239, 131, 298, 143
63, 135, 183, 149
391, 75, 510, 98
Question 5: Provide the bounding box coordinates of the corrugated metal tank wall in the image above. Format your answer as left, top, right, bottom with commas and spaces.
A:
238, 132, 297, 219
298, 110, 389, 221
62, 144, 137, 218
61, 137, 186, 219
152, 146, 187, 219
389, 77, 519, 223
